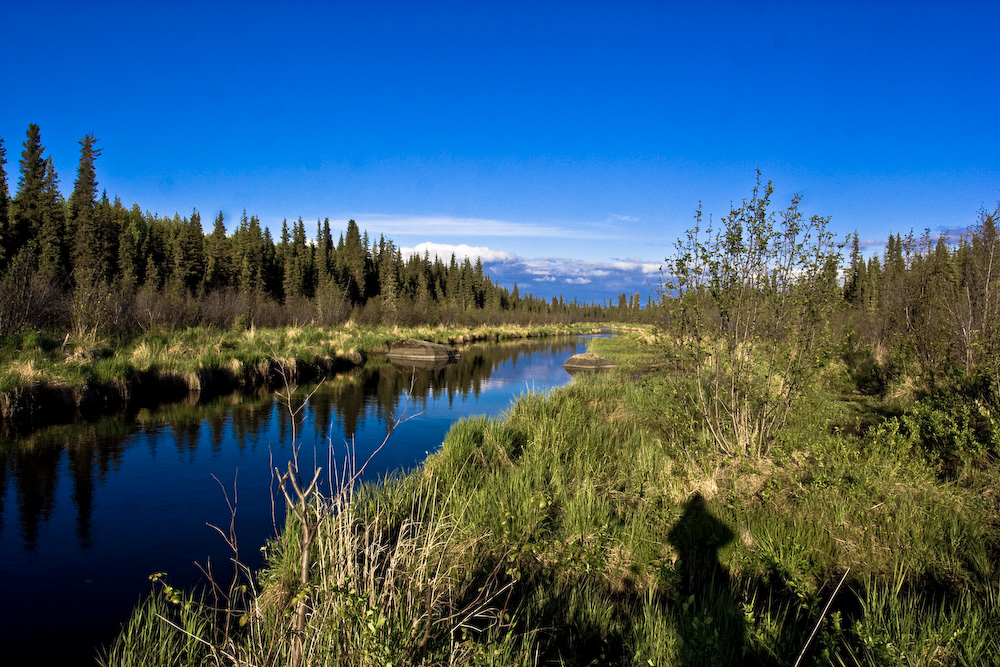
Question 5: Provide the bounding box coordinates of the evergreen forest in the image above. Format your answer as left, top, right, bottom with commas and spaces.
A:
0, 125, 624, 341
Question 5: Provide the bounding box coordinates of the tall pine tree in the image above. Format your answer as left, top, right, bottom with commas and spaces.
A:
12, 124, 48, 259
69, 134, 103, 285
174, 209, 205, 294
0, 137, 10, 270
343, 219, 367, 304
37, 157, 67, 282
204, 211, 231, 291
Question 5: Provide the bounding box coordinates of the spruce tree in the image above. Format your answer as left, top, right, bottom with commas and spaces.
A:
460, 257, 475, 310
118, 204, 147, 289
234, 211, 265, 295
262, 226, 281, 300
343, 219, 367, 303
282, 217, 310, 300
37, 157, 67, 282
69, 134, 102, 285
317, 218, 333, 282
445, 253, 460, 304
204, 211, 231, 291
173, 209, 205, 294
378, 237, 400, 321
13, 124, 48, 258
99, 193, 122, 281
844, 232, 863, 303
0, 137, 10, 270
298, 218, 314, 297
142, 214, 173, 290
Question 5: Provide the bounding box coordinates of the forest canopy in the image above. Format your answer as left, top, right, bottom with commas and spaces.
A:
0, 125, 618, 338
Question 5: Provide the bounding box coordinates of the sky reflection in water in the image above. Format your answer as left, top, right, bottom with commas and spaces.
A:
0, 336, 594, 665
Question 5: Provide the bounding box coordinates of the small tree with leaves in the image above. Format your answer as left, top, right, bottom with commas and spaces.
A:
663, 174, 842, 457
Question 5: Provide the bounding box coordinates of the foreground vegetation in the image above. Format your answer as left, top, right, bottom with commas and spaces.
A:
100, 331, 999, 666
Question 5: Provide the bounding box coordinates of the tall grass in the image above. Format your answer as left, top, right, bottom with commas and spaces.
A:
101, 330, 1000, 666
98, 593, 211, 667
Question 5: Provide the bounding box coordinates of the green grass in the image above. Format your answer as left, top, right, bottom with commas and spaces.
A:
100, 329, 1000, 666
97, 592, 212, 667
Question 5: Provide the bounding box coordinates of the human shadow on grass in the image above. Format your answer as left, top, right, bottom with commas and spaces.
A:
667, 492, 759, 667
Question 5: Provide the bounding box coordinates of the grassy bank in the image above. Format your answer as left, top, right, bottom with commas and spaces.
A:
102, 331, 999, 666
0, 322, 602, 429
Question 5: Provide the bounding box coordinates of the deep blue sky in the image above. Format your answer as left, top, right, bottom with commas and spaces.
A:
2, 0, 997, 303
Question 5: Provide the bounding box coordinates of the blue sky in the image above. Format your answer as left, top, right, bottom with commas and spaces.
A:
1, 0, 997, 303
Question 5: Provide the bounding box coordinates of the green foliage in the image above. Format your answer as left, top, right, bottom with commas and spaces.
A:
1, 123, 628, 340
3, 129, 995, 665
663, 173, 842, 457
11, 124, 47, 258
893, 392, 999, 474
97, 331, 1000, 666
97, 585, 212, 667
0, 136, 9, 269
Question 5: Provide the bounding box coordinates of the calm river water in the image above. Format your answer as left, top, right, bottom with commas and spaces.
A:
0, 335, 599, 665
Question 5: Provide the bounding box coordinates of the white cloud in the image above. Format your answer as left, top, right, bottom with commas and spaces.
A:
485, 254, 664, 286
399, 245, 662, 284
401, 242, 515, 263
608, 213, 639, 222
610, 259, 662, 274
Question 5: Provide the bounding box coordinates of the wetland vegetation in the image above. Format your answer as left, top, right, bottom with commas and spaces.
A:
2, 125, 999, 665
101, 330, 1000, 666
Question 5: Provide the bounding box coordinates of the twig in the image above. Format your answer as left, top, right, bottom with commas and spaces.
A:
793, 568, 851, 667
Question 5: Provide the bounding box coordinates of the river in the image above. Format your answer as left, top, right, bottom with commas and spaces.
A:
0, 335, 599, 665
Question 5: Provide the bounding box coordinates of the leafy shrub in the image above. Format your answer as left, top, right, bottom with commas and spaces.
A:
901, 393, 998, 470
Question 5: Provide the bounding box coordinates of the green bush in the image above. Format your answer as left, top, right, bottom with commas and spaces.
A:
900, 393, 998, 470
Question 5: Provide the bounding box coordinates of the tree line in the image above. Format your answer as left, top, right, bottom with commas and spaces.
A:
661, 172, 1000, 457
843, 213, 1000, 397
0, 125, 613, 338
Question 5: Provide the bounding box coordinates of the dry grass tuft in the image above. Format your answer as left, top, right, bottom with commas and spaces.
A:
9, 359, 46, 384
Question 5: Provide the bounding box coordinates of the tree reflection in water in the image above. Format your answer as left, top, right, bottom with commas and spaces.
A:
0, 337, 581, 551
0, 336, 589, 665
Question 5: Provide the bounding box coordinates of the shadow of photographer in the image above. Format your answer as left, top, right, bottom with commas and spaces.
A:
667, 492, 759, 667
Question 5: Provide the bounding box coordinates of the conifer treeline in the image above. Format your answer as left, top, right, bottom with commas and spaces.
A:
842, 211, 1000, 392
0, 125, 611, 336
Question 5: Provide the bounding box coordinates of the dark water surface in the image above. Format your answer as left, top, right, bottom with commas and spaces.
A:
0, 336, 597, 665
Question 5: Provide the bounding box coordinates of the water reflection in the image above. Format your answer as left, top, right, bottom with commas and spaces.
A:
1, 337, 588, 665
0, 337, 583, 554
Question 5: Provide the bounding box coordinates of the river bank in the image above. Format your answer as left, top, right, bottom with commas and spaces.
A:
103, 330, 1000, 666
1, 335, 596, 666
0, 322, 604, 430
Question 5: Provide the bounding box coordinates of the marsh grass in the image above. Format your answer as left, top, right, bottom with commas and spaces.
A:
102, 330, 1000, 666
98, 592, 211, 667
1, 322, 600, 425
